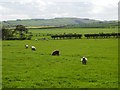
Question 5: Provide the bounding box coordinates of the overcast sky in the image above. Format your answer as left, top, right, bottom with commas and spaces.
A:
0, 0, 119, 21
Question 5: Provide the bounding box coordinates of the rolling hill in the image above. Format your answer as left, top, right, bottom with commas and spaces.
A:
1, 17, 118, 28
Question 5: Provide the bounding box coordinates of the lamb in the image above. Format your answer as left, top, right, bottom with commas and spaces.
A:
25, 45, 28, 49
31, 46, 36, 51
35, 39, 38, 41
81, 57, 87, 65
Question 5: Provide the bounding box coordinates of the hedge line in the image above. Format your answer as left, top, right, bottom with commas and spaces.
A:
51, 33, 120, 39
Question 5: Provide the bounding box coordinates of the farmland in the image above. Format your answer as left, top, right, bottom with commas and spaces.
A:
29, 27, 118, 35
2, 28, 118, 88
0, 40, 2, 89
29, 28, 118, 40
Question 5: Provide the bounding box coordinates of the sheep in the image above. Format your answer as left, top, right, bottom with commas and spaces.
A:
81, 57, 87, 65
35, 39, 38, 41
25, 45, 28, 49
52, 50, 59, 56
31, 46, 36, 51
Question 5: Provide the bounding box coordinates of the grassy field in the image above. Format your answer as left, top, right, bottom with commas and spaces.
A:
2, 28, 118, 88
29, 27, 118, 34
0, 40, 2, 89
29, 28, 118, 40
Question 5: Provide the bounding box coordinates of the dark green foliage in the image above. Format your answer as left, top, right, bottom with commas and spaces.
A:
84, 33, 120, 39
51, 33, 82, 39
2, 25, 32, 40
2, 27, 14, 40
15, 25, 28, 39
51, 33, 120, 40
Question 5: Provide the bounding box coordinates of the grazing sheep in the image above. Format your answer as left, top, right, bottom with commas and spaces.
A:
35, 39, 38, 41
31, 46, 36, 51
25, 45, 28, 49
81, 57, 87, 65
52, 50, 59, 56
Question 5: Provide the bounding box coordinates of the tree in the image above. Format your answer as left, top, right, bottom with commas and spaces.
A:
2, 27, 13, 40
15, 25, 28, 38
2, 25, 31, 40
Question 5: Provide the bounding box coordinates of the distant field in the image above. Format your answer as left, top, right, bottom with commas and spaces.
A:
29, 28, 118, 39
30, 28, 118, 34
2, 28, 118, 88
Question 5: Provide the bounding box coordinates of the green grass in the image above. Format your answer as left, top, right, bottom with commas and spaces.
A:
30, 28, 118, 40
2, 38, 118, 88
2, 28, 118, 88
30, 28, 118, 35
0, 40, 2, 89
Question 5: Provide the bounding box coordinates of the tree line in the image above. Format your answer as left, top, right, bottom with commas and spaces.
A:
51, 33, 82, 39
51, 33, 120, 39
2, 25, 32, 40
84, 33, 120, 39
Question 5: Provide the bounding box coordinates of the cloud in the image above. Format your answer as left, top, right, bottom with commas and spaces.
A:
119, 1, 120, 20
0, 0, 119, 21
38, 1, 95, 18
0, 14, 30, 21
89, 0, 118, 20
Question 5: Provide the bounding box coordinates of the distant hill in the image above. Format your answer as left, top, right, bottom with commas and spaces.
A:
1, 18, 118, 28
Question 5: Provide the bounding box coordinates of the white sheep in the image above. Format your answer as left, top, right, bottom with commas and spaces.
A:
35, 39, 38, 41
31, 46, 36, 51
81, 57, 87, 65
25, 45, 28, 49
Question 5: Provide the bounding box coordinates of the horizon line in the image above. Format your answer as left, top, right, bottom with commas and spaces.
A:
0, 17, 118, 21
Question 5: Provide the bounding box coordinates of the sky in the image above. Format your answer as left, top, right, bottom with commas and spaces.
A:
0, 0, 119, 21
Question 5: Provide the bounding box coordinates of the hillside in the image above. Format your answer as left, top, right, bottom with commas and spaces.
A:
1, 18, 118, 28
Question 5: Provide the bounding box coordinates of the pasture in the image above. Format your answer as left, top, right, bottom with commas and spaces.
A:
2, 28, 118, 88
0, 41, 2, 89
29, 28, 118, 37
